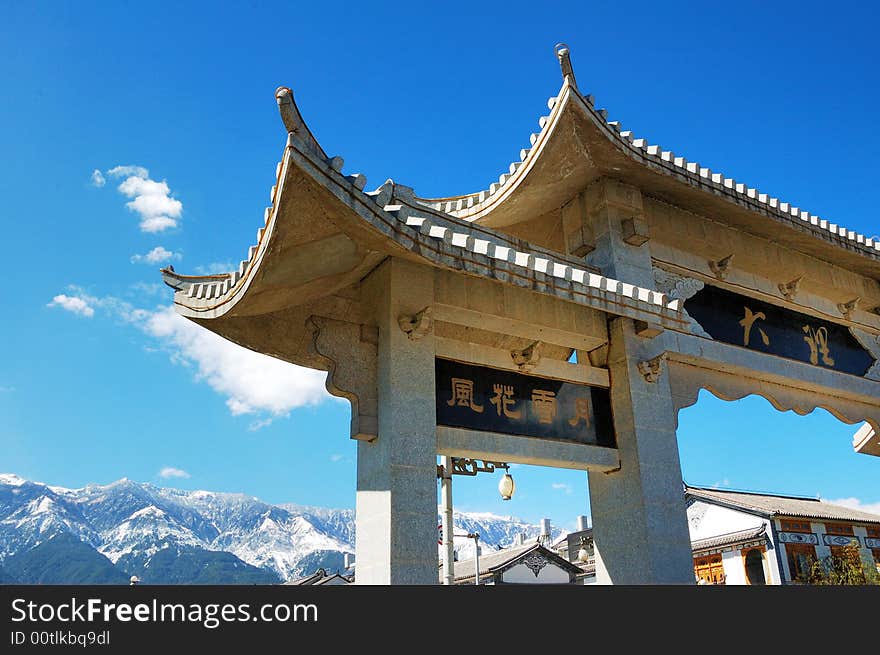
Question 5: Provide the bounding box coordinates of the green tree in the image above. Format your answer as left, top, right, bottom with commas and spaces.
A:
807, 543, 880, 585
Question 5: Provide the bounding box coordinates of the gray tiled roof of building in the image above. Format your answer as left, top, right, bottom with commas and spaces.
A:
686, 486, 880, 524
443, 542, 581, 582
691, 525, 767, 552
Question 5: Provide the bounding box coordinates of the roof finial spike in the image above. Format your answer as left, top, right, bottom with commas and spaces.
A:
554, 43, 578, 91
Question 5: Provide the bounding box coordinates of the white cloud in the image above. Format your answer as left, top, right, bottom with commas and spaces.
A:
158, 466, 191, 480
711, 478, 731, 489
90, 169, 106, 187
105, 165, 182, 233
822, 497, 880, 517
108, 165, 149, 179
248, 418, 273, 432
551, 483, 573, 495
129, 281, 165, 296
195, 262, 234, 275
47, 284, 333, 424
47, 294, 95, 318
131, 246, 181, 265
0, 386, 14, 393
136, 305, 331, 422
330, 454, 344, 463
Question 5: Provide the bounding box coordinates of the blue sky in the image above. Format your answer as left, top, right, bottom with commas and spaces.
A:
1, 1, 879, 531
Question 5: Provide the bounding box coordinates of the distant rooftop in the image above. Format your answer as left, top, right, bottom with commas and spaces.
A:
686, 485, 880, 524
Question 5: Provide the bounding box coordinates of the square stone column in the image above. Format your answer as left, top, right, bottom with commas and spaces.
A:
355, 258, 438, 584
588, 317, 694, 583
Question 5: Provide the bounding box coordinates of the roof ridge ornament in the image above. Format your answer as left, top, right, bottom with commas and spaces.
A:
275, 86, 326, 158
554, 43, 578, 91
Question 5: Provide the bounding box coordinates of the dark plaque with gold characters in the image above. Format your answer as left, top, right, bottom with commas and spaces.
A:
685, 285, 875, 376
435, 358, 615, 447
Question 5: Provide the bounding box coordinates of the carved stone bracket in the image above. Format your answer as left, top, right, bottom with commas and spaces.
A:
708, 254, 734, 280
637, 354, 666, 383
838, 297, 860, 320
653, 267, 712, 338
398, 305, 433, 341
778, 275, 804, 301
511, 341, 543, 371
307, 315, 378, 441
850, 327, 880, 381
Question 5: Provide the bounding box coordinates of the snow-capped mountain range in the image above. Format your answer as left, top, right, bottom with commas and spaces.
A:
0, 474, 560, 583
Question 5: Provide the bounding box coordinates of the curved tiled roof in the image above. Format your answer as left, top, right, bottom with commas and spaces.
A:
687, 486, 880, 524
161, 89, 686, 328
691, 525, 767, 552
416, 46, 880, 260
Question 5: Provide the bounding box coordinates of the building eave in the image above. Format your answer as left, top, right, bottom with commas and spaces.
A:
416, 48, 880, 279
160, 88, 689, 342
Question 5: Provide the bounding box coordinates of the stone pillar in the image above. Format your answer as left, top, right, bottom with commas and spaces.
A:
581, 178, 694, 583
583, 177, 654, 285
588, 318, 694, 583
355, 258, 438, 584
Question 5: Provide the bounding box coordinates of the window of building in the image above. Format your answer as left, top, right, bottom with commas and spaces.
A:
785, 543, 816, 582
743, 547, 766, 585
780, 519, 811, 533
693, 554, 725, 585
824, 523, 855, 536
866, 526, 880, 538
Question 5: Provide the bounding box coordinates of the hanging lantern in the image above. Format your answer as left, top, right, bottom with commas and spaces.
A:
498, 472, 516, 500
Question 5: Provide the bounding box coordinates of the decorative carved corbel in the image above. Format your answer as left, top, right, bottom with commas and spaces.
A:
307, 316, 378, 441
621, 216, 650, 246
849, 327, 880, 381
511, 341, 543, 371
837, 297, 860, 320
778, 275, 804, 301
398, 306, 433, 340
708, 254, 734, 280
653, 267, 712, 339
637, 354, 667, 383
587, 345, 609, 368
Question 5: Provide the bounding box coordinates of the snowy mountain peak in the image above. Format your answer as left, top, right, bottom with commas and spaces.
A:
0, 474, 555, 582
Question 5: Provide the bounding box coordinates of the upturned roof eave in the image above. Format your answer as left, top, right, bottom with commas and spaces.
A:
161, 89, 688, 332
415, 51, 880, 277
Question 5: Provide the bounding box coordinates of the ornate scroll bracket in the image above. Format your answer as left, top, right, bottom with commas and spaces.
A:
637, 354, 667, 383
653, 267, 712, 339
398, 305, 433, 341
511, 341, 543, 371
850, 327, 880, 381
708, 254, 734, 280
778, 275, 804, 301
307, 315, 378, 441
838, 297, 860, 320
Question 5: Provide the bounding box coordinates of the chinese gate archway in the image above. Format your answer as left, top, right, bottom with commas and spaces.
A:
160, 45, 880, 584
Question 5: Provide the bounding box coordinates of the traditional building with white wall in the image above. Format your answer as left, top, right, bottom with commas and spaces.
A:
686, 485, 880, 584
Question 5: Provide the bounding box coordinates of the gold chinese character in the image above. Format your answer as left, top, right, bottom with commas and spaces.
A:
739, 306, 770, 347
447, 378, 483, 413
803, 325, 835, 367
531, 389, 557, 424
568, 397, 592, 427
490, 384, 520, 419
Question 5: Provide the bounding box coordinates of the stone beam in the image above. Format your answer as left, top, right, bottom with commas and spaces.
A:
436, 426, 620, 472
434, 336, 609, 387
433, 268, 607, 351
